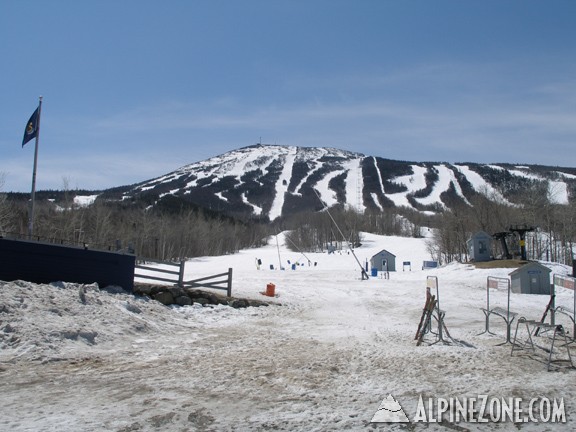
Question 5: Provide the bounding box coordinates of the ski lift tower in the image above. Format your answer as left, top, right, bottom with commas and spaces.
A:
493, 231, 512, 259
509, 224, 536, 261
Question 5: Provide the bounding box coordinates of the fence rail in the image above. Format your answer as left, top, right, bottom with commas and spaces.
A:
134, 259, 185, 286
183, 269, 233, 297
134, 259, 233, 297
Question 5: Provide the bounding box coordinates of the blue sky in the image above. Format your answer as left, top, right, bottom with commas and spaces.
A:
1, 1, 575, 192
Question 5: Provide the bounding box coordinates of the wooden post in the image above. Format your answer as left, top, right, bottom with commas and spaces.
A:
178, 260, 186, 287
227, 267, 233, 297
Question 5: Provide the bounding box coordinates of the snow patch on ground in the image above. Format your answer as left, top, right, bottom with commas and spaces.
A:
73, 195, 98, 207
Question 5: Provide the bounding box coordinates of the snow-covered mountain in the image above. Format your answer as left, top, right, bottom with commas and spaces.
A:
109, 144, 576, 220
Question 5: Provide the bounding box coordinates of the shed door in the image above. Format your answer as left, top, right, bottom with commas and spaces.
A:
529, 273, 541, 294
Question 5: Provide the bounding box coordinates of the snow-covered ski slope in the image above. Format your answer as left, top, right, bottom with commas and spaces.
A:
120, 144, 576, 220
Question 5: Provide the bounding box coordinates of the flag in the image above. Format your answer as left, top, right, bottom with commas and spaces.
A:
22, 107, 39, 147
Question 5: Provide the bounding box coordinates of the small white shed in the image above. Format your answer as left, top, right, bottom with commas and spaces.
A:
467, 231, 492, 262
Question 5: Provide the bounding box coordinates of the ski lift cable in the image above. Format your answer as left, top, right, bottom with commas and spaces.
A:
284, 232, 312, 265
312, 188, 369, 279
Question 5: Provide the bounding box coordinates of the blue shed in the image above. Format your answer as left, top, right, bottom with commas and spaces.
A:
370, 249, 396, 272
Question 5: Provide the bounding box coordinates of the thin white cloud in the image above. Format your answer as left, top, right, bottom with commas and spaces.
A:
5, 57, 576, 191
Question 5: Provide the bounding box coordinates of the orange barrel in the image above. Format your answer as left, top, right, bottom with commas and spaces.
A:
266, 283, 276, 297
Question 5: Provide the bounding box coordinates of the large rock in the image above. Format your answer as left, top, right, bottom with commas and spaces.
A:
153, 291, 174, 305
133, 283, 275, 309
175, 295, 193, 306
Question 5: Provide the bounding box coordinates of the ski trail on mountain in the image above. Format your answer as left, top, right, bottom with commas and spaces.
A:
415, 164, 469, 208
269, 147, 297, 221
343, 158, 364, 212
369, 157, 386, 210
114, 144, 574, 220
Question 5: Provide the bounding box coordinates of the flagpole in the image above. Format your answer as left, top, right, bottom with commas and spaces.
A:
28, 96, 42, 239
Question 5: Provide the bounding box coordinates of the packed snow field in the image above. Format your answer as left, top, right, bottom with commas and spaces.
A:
1, 232, 575, 431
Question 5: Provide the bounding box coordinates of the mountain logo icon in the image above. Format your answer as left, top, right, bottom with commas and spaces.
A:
370, 394, 410, 423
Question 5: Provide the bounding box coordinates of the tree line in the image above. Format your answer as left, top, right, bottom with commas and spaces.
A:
1, 183, 575, 267
282, 187, 576, 268
0, 192, 269, 261
424, 185, 576, 266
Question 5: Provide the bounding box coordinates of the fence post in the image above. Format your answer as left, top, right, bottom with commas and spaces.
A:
178, 260, 186, 287
227, 267, 233, 297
